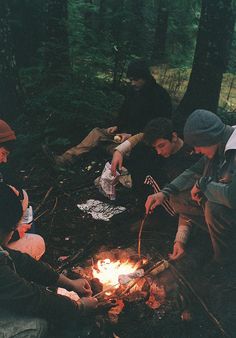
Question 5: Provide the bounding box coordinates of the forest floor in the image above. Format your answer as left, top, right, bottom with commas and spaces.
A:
21, 150, 236, 338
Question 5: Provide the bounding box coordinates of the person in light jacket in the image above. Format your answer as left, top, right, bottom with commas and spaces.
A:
146, 110, 236, 265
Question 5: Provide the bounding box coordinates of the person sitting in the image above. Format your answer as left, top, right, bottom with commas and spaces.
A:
111, 118, 199, 203
0, 183, 98, 337
0, 119, 45, 260
145, 110, 236, 266
43, 59, 172, 168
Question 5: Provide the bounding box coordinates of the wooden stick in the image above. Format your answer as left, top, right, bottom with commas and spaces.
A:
34, 209, 49, 222
154, 251, 230, 338
93, 283, 120, 298
119, 260, 169, 297
137, 214, 148, 257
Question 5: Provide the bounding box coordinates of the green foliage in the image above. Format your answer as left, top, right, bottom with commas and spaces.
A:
17, 64, 123, 156
3, 0, 235, 165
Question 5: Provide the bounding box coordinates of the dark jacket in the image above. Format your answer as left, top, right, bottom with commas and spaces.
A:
117, 77, 172, 134
0, 247, 82, 323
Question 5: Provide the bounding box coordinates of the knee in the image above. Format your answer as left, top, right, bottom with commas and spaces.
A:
90, 127, 103, 135
35, 318, 48, 338
33, 234, 46, 260
204, 201, 223, 223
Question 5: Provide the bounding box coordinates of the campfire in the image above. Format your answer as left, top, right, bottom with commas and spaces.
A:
92, 257, 146, 294
58, 248, 222, 337
70, 248, 174, 325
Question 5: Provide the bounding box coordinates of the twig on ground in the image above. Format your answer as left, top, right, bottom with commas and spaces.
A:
34, 209, 49, 222
50, 197, 58, 215
34, 187, 53, 213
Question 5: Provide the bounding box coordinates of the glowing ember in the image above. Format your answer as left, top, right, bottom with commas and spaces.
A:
92, 258, 139, 289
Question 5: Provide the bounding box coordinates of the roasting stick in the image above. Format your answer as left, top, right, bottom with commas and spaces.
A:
137, 213, 149, 257
119, 259, 169, 297
92, 260, 169, 299
92, 283, 120, 299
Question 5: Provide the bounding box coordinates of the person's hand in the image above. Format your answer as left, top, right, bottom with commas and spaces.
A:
78, 297, 98, 313
111, 150, 123, 176
191, 184, 202, 204
169, 242, 185, 260
145, 192, 166, 214
107, 126, 118, 134
70, 278, 92, 297
17, 223, 31, 238
115, 133, 131, 143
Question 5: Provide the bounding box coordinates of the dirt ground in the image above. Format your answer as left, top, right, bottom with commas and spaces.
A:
21, 151, 236, 338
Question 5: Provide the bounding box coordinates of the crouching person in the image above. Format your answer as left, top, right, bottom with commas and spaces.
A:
0, 183, 97, 338
146, 110, 236, 268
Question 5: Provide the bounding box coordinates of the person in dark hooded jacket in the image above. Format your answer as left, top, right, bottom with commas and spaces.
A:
43, 59, 172, 168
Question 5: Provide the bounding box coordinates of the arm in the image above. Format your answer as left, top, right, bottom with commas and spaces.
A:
111, 133, 144, 176
197, 175, 236, 208
57, 274, 92, 297
115, 133, 144, 156
161, 157, 206, 197
1, 251, 97, 321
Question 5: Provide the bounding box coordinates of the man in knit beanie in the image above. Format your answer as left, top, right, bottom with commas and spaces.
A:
146, 109, 236, 269
0, 119, 45, 260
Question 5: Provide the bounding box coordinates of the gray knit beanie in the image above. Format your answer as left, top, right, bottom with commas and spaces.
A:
184, 109, 225, 146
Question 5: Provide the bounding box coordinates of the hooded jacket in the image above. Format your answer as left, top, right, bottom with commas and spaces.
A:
117, 77, 172, 134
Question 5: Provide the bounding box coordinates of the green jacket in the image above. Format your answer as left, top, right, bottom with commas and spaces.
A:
162, 125, 236, 209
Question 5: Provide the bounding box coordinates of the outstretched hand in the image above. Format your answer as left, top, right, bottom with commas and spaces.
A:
70, 278, 92, 297
114, 133, 131, 143
107, 126, 118, 134
111, 150, 123, 176
168, 242, 185, 261
145, 192, 166, 214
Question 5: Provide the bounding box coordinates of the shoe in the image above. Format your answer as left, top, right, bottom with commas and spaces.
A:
42, 144, 70, 170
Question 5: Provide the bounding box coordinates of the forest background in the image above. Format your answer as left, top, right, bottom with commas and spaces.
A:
0, 0, 236, 166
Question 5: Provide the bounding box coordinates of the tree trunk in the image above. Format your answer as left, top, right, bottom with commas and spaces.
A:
111, 0, 126, 89
127, 0, 145, 56
152, 0, 169, 63
0, 0, 21, 123
44, 0, 70, 83
98, 0, 107, 35
173, 0, 235, 133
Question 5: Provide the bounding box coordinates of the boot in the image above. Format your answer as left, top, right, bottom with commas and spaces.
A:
42, 144, 72, 170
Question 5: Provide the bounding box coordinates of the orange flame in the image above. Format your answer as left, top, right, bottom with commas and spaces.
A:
92, 258, 138, 289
